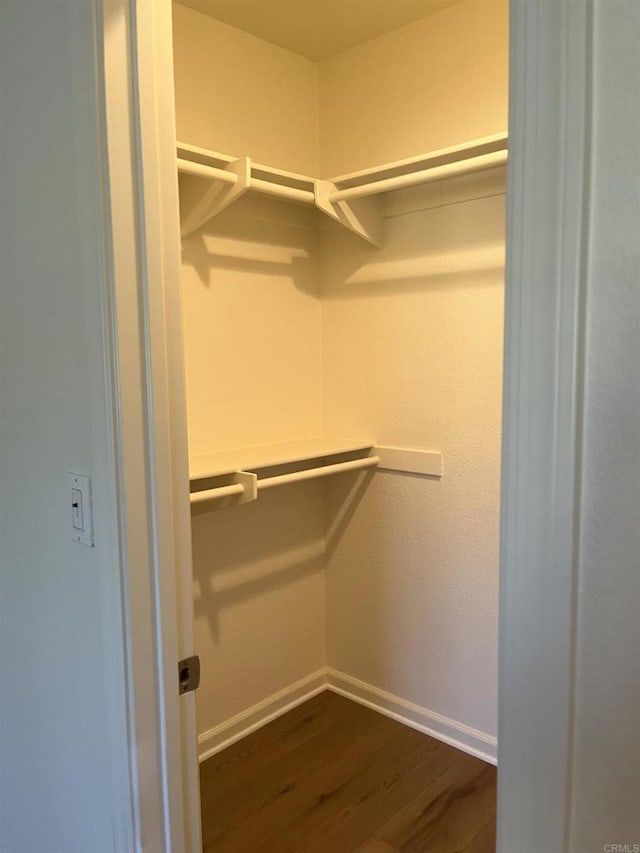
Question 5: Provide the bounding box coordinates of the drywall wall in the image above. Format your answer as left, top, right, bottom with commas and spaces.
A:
192, 482, 326, 742
0, 2, 133, 850
172, 0, 508, 178
181, 197, 322, 451
570, 1, 640, 848
318, 0, 508, 175
172, 2, 319, 174
174, 0, 327, 747
322, 169, 505, 752
180, 196, 327, 745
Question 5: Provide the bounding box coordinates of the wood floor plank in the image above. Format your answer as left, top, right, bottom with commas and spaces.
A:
295, 735, 459, 853
374, 754, 497, 853
200, 691, 496, 853
202, 694, 388, 851
459, 819, 497, 853
207, 711, 395, 851
201, 691, 349, 790
354, 839, 399, 853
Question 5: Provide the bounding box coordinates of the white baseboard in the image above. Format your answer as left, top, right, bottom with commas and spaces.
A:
197, 668, 328, 762
326, 669, 497, 766
198, 666, 497, 766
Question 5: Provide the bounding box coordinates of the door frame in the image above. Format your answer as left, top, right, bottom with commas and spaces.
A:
99, 1, 200, 850
103, 0, 594, 850
498, 1, 591, 850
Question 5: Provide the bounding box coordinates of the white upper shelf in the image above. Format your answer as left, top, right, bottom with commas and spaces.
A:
190, 436, 375, 483
177, 133, 508, 244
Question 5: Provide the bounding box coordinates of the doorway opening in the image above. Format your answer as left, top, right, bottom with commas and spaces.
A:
170, 0, 508, 847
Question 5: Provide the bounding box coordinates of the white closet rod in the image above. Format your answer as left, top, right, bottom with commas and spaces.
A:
177, 158, 237, 184
190, 482, 245, 505
250, 178, 315, 204
329, 149, 508, 203
177, 158, 315, 204
189, 455, 379, 507
257, 455, 379, 490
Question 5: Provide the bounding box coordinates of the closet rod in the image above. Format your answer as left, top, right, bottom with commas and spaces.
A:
257, 455, 379, 490
190, 482, 245, 505
177, 158, 238, 185
250, 178, 315, 204
329, 149, 508, 202
177, 158, 315, 204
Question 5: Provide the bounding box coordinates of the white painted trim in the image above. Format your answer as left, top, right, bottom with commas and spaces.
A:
126, 1, 202, 850
100, 3, 172, 850
198, 670, 328, 762
99, 1, 199, 850
197, 668, 497, 766
326, 670, 497, 766
71, 3, 140, 848
498, 0, 592, 851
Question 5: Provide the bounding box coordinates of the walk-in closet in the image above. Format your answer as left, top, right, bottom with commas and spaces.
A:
170, 0, 508, 848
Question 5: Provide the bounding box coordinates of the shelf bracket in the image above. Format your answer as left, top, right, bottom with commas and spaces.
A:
315, 179, 384, 248
190, 471, 257, 514
373, 446, 442, 477
233, 471, 258, 503
180, 156, 251, 238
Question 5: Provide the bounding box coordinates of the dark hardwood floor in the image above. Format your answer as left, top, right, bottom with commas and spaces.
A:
200, 691, 496, 853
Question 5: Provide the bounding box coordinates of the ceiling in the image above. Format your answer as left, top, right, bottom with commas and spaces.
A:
176, 0, 467, 60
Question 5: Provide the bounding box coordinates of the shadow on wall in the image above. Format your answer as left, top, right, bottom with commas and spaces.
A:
323, 467, 377, 560
191, 482, 320, 643
180, 193, 319, 297
191, 471, 375, 643
319, 191, 506, 300
179, 169, 507, 302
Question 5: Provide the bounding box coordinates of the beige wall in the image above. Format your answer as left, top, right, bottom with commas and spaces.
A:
173, 0, 508, 179
180, 196, 327, 738
173, 3, 319, 174
322, 169, 504, 738
192, 482, 326, 733
318, 0, 509, 175
174, 6, 327, 743
181, 196, 322, 453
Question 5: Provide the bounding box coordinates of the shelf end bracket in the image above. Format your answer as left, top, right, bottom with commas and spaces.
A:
315, 180, 384, 247
180, 156, 251, 238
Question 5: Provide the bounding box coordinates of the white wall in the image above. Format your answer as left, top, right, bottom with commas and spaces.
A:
173, 0, 508, 179
0, 2, 134, 850
570, 1, 640, 848
318, 0, 508, 176
172, 3, 319, 174
316, 7, 506, 754
180, 197, 323, 452
173, 7, 329, 749
180, 196, 327, 744
322, 169, 504, 749
191, 482, 326, 736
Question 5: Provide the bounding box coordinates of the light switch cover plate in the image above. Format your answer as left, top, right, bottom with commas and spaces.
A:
67, 473, 94, 547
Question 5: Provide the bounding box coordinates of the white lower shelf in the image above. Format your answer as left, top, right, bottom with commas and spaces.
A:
189, 438, 442, 513
190, 437, 375, 483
